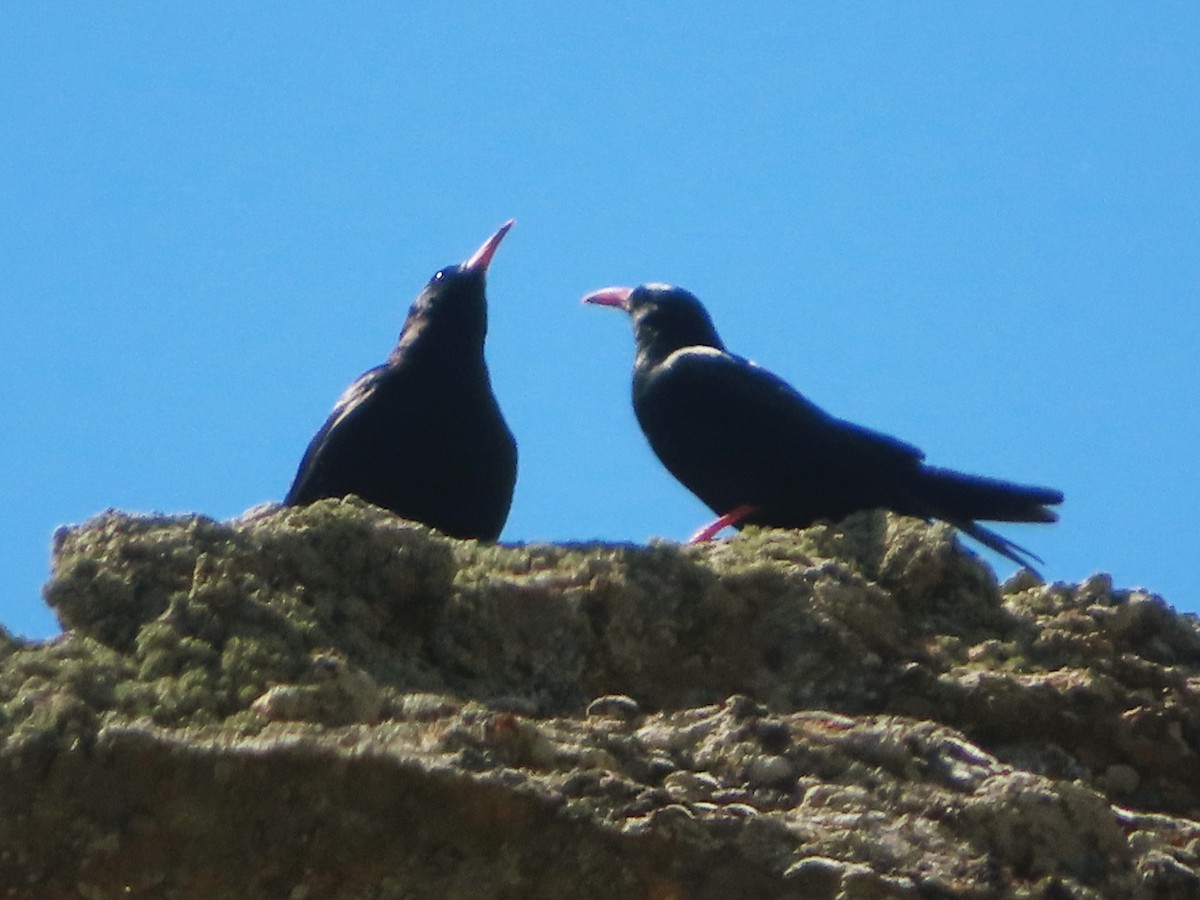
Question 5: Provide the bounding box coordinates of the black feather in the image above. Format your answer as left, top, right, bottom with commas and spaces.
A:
585, 282, 1062, 570
285, 223, 517, 541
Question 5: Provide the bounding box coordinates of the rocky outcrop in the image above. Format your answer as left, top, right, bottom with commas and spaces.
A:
2, 498, 1197, 898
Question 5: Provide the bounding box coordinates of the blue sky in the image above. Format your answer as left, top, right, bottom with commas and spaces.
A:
3, 5, 1197, 638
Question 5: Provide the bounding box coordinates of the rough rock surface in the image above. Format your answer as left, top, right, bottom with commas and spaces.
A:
2, 498, 1199, 898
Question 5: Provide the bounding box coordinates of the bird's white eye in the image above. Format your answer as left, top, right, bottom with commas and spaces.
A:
433, 271, 445, 282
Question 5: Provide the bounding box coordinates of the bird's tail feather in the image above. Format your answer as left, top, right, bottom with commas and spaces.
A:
949, 518, 1046, 575
917, 467, 1062, 524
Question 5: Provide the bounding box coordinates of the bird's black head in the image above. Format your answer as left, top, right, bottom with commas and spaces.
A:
583, 282, 726, 367
391, 220, 513, 364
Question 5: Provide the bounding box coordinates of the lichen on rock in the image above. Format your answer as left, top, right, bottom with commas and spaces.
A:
1, 498, 1198, 898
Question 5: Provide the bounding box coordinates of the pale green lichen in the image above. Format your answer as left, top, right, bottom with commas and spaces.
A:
0, 499, 1197, 897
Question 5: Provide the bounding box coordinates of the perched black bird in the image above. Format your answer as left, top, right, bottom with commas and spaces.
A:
583, 282, 1063, 570
284, 222, 518, 541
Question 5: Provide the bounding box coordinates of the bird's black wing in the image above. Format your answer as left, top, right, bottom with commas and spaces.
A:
284, 364, 389, 504
650, 347, 925, 469
633, 345, 931, 525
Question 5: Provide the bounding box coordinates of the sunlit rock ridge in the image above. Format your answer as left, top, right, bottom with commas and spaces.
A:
1, 498, 1197, 898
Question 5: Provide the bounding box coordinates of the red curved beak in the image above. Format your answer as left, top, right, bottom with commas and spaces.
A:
581, 286, 634, 310
463, 219, 515, 273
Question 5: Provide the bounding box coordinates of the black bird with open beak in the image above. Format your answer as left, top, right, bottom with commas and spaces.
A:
285, 222, 518, 541
583, 282, 1062, 571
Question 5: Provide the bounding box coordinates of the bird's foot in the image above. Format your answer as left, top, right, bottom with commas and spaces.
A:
687, 504, 758, 543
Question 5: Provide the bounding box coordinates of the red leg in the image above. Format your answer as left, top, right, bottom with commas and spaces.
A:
687, 504, 758, 544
